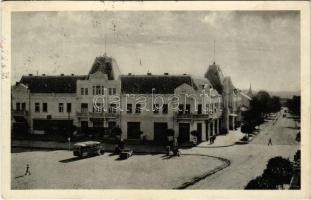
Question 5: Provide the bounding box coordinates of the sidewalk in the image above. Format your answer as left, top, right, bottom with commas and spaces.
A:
197, 128, 245, 148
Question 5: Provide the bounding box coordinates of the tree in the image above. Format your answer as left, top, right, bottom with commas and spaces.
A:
245, 156, 294, 190
245, 176, 276, 189
268, 96, 282, 113
256, 91, 271, 114
286, 96, 300, 116
262, 156, 293, 188
294, 150, 301, 164
243, 91, 281, 132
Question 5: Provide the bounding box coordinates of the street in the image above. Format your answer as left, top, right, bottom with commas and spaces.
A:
185, 111, 300, 189
11, 111, 299, 189
11, 149, 224, 189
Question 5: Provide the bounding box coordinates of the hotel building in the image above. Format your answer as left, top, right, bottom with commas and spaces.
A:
12, 55, 249, 144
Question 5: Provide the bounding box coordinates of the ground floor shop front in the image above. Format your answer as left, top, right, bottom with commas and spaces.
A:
121, 117, 223, 145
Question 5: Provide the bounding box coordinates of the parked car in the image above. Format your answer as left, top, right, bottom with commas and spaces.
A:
73, 141, 104, 158
119, 149, 133, 159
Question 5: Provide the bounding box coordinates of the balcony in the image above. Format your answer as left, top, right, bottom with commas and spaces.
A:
12, 110, 28, 116
76, 111, 119, 119
175, 113, 210, 120
76, 111, 89, 117
105, 113, 119, 119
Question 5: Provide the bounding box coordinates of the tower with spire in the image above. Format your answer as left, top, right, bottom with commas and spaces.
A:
247, 84, 253, 97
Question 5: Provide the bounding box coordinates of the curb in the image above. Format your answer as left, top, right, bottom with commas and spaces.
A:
195, 143, 236, 148
173, 154, 231, 189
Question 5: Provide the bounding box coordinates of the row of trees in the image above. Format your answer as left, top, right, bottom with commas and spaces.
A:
245, 151, 300, 189
286, 96, 300, 116
242, 91, 281, 134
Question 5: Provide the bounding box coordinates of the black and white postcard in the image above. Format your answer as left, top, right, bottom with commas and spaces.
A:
1, 1, 310, 199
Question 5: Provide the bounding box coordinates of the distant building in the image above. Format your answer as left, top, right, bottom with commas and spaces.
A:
12, 55, 248, 144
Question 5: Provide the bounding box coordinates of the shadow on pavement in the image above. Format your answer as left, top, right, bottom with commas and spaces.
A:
15, 175, 26, 179
11, 147, 54, 153
284, 126, 300, 130
59, 155, 97, 163
161, 154, 180, 160
114, 157, 125, 161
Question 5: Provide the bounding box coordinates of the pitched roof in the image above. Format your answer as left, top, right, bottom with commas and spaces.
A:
120, 75, 197, 94
240, 92, 252, 100
204, 63, 225, 94
20, 75, 87, 93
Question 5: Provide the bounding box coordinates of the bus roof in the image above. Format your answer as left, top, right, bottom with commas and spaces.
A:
74, 141, 101, 147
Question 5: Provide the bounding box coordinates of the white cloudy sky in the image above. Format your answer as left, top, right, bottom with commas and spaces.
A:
12, 11, 300, 92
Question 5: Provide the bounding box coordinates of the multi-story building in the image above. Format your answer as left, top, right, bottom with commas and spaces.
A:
205, 62, 249, 132
12, 54, 242, 144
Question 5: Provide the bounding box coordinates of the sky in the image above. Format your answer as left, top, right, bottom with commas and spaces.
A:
12, 11, 300, 92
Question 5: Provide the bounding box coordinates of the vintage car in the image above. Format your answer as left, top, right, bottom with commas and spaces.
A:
73, 141, 104, 158
119, 149, 133, 159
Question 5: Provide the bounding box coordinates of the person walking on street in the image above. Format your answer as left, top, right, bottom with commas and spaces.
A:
268, 138, 273, 146
25, 164, 31, 176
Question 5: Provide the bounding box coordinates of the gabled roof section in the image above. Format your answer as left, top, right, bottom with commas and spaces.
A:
121, 75, 197, 94
204, 62, 225, 94
20, 75, 87, 93
88, 55, 121, 80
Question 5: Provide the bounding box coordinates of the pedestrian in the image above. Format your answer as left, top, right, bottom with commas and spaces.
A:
268, 138, 272, 146
173, 137, 180, 156
25, 164, 31, 176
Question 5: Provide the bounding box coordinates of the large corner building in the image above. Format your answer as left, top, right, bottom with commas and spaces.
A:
12, 55, 250, 144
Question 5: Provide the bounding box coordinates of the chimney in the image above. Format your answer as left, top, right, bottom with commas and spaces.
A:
60, 74, 64, 76
164, 73, 169, 75
29, 74, 33, 76
147, 72, 152, 75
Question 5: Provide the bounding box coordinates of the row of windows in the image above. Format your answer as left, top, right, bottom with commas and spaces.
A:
87, 86, 117, 96
34, 102, 71, 113
15, 102, 26, 111
80, 88, 89, 95
126, 104, 169, 114
30, 102, 221, 114
125, 103, 221, 115
80, 103, 118, 114
92, 103, 117, 113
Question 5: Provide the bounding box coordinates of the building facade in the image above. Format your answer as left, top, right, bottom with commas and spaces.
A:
12, 55, 245, 144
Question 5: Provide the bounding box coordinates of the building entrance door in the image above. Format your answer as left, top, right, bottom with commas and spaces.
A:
197, 123, 202, 143
178, 123, 190, 143
108, 121, 116, 129
154, 122, 168, 144
127, 122, 141, 139
81, 121, 88, 133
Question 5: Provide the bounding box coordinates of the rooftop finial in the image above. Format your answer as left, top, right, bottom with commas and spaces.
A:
213, 39, 216, 64
104, 36, 107, 56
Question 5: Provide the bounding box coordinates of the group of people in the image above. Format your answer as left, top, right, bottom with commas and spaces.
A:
166, 136, 180, 156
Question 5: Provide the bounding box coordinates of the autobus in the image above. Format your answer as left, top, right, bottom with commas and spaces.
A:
73, 141, 104, 158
